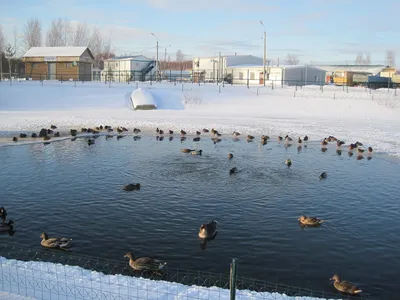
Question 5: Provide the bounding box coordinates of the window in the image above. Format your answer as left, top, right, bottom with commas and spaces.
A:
250, 72, 255, 80
65, 62, 73, 68
239, 72, 244, 80
32, 63, 38, 69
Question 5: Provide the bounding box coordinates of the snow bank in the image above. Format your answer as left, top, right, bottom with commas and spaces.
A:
130, 88, 157, 110
0, 81, 399, 157
0, 256, 338, 300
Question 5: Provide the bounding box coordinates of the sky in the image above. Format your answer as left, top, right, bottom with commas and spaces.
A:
0, 0, 399, 65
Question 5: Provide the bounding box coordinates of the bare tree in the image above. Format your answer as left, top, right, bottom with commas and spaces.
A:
386, 50, 396, 67
23, 18, 42, 50
176, 49, 184, 62
5, 43, 15, 79
365, 52, 371, 65
355, 52, 364, 65
46, 18, 71, 46
89, 27, 104, 68
0, 25, 5, 80
73, 22, 89, 46
285, 53, 299, 65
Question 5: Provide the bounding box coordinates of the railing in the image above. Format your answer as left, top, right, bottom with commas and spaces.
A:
0, 243, 363, 300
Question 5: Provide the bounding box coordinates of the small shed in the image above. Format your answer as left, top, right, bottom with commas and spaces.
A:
22, 47, 94, 81
283, 65, 326, 86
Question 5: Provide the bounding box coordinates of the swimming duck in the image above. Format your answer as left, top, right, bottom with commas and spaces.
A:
124, 251, 167, 272
355, 141, 363, 146
247, 135, 255, 141
196, 131, 201, 135
159, 130, 164, 135
168, 130, 174, 135
70, 129, 77, 136
122, 127, 128, 132
133, 128, 141, 134
298, 215, 324, 226
107, 128, 114, 132
117, 127, 123, 133
181, 148, 193, 153
357, 148, 365, 153
330, 274, 362, 294
348, 143, 357, 150
54, 132, 60, 137
261, 135, 270, 141
104, 125, 111, 130
277, 136, 283, 141
47, 129, 54, 134
0, 220, 14, 232
228, 153, 234, 159
191, 150, 203, 155
99, 125, 104, 130
40, 232, 72, 251
297, 137, 302, 144
0, 207, 7, 224
50, 125, 57, 130
321, 138, 328, 146
319, 172, 327, 179
180, 130, 187, 135
216, 132, 222, 137
368, 146, 373, 153
211, 128, 217, 135
285, 135, 293, 142
88, 139, 95, 145
303, 135, 309, 141
285, 159, 292, 167
19, 133, 27, 138
233, 131, 241, 136
12, 137, 18, 142
31, 133, 38, 138
337, 140, 345, 146
198, 220, 218, 239
229, 167, 238, 175
202, 128, 209, 133
123, 183, 141, 191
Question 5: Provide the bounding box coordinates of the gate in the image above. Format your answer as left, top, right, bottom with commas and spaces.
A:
47, 63, 56, 80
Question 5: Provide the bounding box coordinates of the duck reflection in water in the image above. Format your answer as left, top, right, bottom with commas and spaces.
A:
198, 220, 218, 250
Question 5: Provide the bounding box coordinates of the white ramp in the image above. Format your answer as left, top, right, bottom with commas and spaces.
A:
130, 88, 157, 110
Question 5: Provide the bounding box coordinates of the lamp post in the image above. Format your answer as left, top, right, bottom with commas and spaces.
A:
260, 21, 266, 87
151, 32, 159, 82
210, 59, 217, 82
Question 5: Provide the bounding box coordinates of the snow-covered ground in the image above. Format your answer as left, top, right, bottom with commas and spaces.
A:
0, 80, 399, 157
0, 256, 338, 300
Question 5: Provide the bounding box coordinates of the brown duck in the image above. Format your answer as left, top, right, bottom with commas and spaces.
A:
124, 251, 167, 272
298, 215, 324, 226
40, 232, 72, 251
198, 220, 218, 239
181, 148, 193, 153
123, 183, 141, 191
330, 274, 362, 294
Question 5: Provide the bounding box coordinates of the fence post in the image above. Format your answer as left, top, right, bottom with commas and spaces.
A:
247, 69, 249, 88
229, 258, 238, 300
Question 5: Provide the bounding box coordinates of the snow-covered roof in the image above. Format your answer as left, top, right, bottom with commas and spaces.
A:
22, 47, 90, 57
315, 65, 386, 75
109, 55, 153, 61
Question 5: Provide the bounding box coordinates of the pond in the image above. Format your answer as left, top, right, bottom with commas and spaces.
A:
0, 132, 399, 300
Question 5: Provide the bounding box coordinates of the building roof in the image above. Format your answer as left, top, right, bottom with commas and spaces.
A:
107, 55, 153, 61
315, 64, 386, 75
22, 47, 90, 58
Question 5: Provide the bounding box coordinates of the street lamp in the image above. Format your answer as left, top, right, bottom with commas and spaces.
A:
151, 32, 159, 82
260, 20, 266, 87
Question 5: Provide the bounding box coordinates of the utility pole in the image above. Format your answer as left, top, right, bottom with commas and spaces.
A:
151, 33, 159, 82
260, 21, 266, 87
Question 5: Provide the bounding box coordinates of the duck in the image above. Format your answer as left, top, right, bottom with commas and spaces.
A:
297, 137, 302, 144
133, 128, 141, 134
285, 159, 292, 167
168, 130, 174, 135
70, 129, 78, 136
368, 146, 373, 153
196, 131, 201, 135
216, 132, 222, 137
357, 148, 365, 153
330, 274, 362, 294
123, 183, 141, 191
321, 138, 328, 146
229, 167, 238, 175
348, 143, 357, 150
19, 133, 27, 138
336, 140, 345, 146
31, 133, 38, 138
303, 135, 309, 142
40, 232, 72, 251
277, 136, 283, 141
12, 137, 18, 142
232, 131, 241, 136
124, 251, 167, 272
247, 135, 255, 141
261, 135, 270, 141
159, 130, 164, 135
211, 128, 218, 135
47, 129, 54, 134
50, 125, 57, 130
0, 207, 8, 224
198, 220, 218, 239
285, 135, 293, 142
202, 128, 209, 133
117, 127, 123, 133
191, 150, 203, 155
54, 132, 60, 137
319, 172, 327, 179
355, 141, 363, 146
88, 139, 95, 145
298, 215, 324, 226
0, 220, 14, 232
180, 129, 187, 135
181, 148, 193, 153
228, 153, 234, 159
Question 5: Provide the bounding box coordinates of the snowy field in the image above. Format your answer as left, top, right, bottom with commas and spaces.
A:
0, 80, 399, 157
0, 80, 398, 299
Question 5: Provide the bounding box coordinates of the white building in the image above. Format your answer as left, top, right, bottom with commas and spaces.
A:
225, 65, 327, 86
101, 55, 156, 82
192, 55, 264, 83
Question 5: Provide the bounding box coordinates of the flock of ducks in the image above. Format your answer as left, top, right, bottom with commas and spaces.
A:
6, 125, 371, 296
